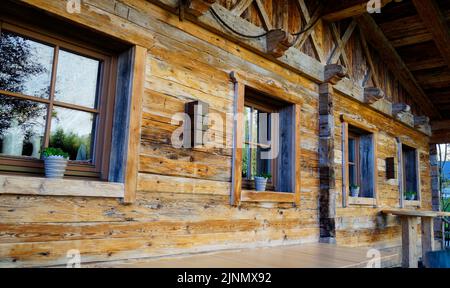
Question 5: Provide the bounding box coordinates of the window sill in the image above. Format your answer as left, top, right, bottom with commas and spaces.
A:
348, 196, 376, 206
241, 190, 295, 203
0, 175, 124, 198
404, 200, 420, 207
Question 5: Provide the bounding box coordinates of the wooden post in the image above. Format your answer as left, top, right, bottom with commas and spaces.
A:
318, 83, 336, 243
421, 217, 435, 267
401, 216, 418, 268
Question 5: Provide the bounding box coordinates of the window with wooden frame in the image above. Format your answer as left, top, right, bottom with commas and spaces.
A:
0, 22, 114, 179
341, 115, 378, 207
231, 74, 301, 206
0, 7, 145, 202
398, 141, 421, 207
242, 91, 279, 191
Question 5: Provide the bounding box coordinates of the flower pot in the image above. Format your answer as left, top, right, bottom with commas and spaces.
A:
44, 156, 68, 179
254, 177, 268, 191
350, 187, 360, 197
406, 194, 415, 201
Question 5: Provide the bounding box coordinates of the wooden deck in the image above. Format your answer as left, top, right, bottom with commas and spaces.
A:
86, 243, 400, 268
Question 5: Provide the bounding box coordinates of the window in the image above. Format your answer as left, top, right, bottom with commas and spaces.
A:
341, 115, 378, 206
0, 22, 115, 179
242, 96, 277, 190
402, 144, 419, 201
347, 127, 375, 198
230, 75, 301, 205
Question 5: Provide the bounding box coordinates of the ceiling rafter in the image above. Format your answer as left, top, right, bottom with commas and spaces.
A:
411, 0, 450, 69
355, 13, 440, 119
322, 0, 393, 22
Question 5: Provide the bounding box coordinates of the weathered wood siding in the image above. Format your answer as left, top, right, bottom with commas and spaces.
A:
333, 92, 431, 247
0, 0, 434, 267
0, 0, 320, 267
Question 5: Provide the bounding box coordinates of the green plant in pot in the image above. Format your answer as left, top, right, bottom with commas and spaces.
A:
350, 184, 360, 197
42, 147, 69, 179
404, 190, 416, 201
254, 173, 272, 192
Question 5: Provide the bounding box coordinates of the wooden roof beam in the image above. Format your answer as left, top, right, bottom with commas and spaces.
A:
322, 0, 393, 22
355, 13, 440, 119
412, 0, 450, 69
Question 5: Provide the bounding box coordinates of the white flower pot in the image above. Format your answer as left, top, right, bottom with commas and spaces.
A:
44, 156, 68, 179
406, 194, 415, 201
254, 177, 268, 191
350, 187, 360, 197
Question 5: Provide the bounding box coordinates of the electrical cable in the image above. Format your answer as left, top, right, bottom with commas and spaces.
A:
209, 5, 322, 40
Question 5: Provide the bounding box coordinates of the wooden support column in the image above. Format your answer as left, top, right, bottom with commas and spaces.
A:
401, 216, 418, 268
421, 217, 435, 267
429, 144, 442, 245
319, 82, 336, 243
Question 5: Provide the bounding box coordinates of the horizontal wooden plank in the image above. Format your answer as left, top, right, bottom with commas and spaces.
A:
381, 209, 450, 218
347, 197, 376, 206
241, 190, 295, 203
0, 175, 124, 198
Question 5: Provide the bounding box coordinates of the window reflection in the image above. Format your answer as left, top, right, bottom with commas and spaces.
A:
0, 31, 54, 98
54, 50, 100, 108
0, 95, 46, 158
49, 107, 95, 162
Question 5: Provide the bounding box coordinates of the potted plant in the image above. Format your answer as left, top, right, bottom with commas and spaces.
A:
350, 184, 360, 197
404, 190, 416, 201
42, 147, 69, 179
254, 173, 272, 192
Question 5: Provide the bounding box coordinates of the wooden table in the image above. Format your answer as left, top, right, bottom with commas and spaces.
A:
382, 209, 450, 268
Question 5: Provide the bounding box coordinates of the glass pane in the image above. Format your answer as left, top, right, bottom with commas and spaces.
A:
244, 106, 251, 142
0, 94, 47, 158
349, 163, 356, 186
0, 31, 54, 98
242, 142, 249, 179
251, 108, 258, 145
49, 107, 95, 162
348, 138, 355, 163
54, 50, 100, 108
403, 147, 418, 199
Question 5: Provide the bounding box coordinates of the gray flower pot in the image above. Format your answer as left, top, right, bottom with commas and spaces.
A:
254, 177, 268, 191
44, 156, 68, 179
350, 187, 360, 197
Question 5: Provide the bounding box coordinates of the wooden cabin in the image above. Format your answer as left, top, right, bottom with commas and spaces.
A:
0, 0, 449, 268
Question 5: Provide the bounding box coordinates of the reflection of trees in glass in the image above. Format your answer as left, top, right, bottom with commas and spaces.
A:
0, 32, 47, 135
50, 128, 91, 161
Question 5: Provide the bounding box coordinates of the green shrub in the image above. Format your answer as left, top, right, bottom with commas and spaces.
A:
42, 147, 69, 158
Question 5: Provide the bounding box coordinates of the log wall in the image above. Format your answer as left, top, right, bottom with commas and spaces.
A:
0, 0, 432, 266
333, 91, 431, 247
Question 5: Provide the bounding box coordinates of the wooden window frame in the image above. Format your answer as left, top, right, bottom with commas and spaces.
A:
340, 115, 379, 207
0, 17, 146, 202
230, 72, 301, 206
397, 139, 421, 208
0, 21, 115, 179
